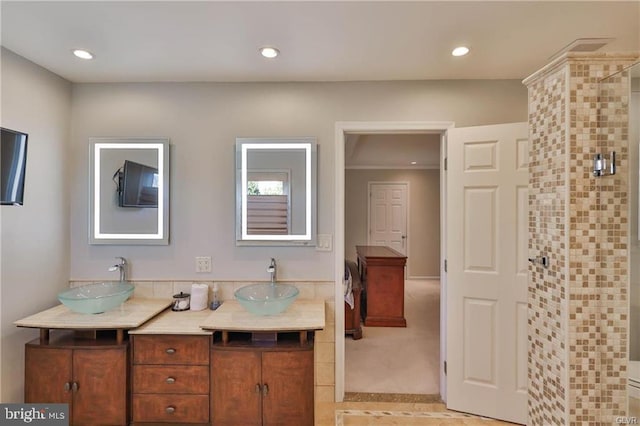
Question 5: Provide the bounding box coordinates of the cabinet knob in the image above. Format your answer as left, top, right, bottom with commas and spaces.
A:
255, 384, 261, 394
63, 382, 71, 392
165, 348, 176, 355
166, 377, 176, 384
71, 382, 79, 392
263, 383, 269, 396
165, 406, 176, 414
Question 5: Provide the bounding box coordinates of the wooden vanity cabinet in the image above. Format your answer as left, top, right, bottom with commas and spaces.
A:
25, 334, 128, 426
211, 337, 314, 426
131, 334, 210, 425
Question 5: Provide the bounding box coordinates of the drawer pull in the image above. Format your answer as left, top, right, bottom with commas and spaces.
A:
166, 377, 176, 384
165, 406, 176, 414
165, 348, 176, 355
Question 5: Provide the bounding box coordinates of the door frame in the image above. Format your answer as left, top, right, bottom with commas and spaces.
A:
334, 121, 454, 402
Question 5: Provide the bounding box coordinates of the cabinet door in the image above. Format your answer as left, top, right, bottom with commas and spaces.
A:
72, 348, 127, 426
211, 350, 261, 426
25, 346, 72, 405
262, 350, 314, 426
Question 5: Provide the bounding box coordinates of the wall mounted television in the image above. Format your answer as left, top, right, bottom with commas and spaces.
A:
1, 127, 28, 206
118, 160, 158, 208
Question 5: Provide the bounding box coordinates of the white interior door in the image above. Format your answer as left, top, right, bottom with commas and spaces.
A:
368, 183, 407, 254
446, 122, 528, 424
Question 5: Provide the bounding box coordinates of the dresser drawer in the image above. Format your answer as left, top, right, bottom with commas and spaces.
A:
132, 394, 209, 423
133, 335, 209, 365
133, 365, 209, 394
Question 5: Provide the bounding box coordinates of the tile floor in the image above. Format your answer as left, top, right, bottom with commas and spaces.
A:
316, 401, 516, 425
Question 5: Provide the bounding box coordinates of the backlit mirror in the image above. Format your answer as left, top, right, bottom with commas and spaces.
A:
89, 138, 169, 245
236, 137, 316, 246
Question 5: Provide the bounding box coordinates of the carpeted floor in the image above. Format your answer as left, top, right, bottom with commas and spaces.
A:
345, 279, 440, 395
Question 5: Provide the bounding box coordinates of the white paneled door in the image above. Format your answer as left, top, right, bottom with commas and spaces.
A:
446, 123, 528, 424
368, 183, 408, 255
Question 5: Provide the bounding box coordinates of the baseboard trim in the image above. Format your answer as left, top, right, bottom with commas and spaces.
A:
407, 276, 440, 280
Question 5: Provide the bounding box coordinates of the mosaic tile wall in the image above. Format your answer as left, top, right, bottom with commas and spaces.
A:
526, 64, 568, 426
525, 53, 636, 425
594, 62, 631, 424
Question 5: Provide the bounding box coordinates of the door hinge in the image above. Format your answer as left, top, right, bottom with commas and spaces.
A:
444, 157, 447, 171
444, 361, 447, 375
444, 259, 447, 273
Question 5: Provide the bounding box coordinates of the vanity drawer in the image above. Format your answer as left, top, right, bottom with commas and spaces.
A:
132, 394, 209, 423
133, 365, 209, 394
133, 335, 209, 365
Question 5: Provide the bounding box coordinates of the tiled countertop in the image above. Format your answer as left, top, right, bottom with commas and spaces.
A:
129, 307, 213, 335
14, 298, 171, 330
200, 299, 325, 332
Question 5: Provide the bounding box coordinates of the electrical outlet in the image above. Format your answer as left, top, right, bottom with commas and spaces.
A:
316, 234, 333, 252
195, 256, 212, 273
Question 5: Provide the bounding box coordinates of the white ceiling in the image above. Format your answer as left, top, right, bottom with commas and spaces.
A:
1, 1, 638, 83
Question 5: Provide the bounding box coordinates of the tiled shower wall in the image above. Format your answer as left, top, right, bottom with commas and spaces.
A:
525, 53, 636, 425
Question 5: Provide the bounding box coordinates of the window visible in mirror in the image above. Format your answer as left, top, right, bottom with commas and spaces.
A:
236, 138, 316, 246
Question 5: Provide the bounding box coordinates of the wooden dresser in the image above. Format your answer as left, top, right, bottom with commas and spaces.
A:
356, 245, 407, 327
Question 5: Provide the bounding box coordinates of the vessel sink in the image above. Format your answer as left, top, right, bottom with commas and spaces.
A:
234, 283, 299, 315
58, 282, 134, 314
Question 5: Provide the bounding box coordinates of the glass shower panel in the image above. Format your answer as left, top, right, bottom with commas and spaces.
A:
600, 61, 640, 416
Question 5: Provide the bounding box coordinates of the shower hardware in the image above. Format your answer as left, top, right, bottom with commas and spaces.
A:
528, 256, 549, 269
593, 151, 616, 177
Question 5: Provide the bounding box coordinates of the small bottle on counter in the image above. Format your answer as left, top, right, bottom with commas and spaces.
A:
210, 283, 221, 310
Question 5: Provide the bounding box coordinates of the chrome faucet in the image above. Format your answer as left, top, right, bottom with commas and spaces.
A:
267, 258, 277, 285
108, 257, 127, 282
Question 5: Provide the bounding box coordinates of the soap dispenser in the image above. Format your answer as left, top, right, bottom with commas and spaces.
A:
210, 283, 221, 310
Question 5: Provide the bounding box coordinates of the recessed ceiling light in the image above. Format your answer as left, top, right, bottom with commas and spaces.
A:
73, 49, 94, 60
451, 46, 470, 57
260, 47, 279, 59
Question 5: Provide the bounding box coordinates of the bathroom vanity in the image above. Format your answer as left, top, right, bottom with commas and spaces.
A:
202, 300, 323, 426
16, 298, 325, 426
16, 298, 171, 426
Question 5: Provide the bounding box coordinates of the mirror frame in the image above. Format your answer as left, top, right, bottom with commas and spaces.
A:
89, 137, 170, 245
236, 137, 317, 246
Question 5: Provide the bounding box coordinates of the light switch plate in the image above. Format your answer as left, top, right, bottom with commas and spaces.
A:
195, 256, 212, 273
316, 234, 333, 252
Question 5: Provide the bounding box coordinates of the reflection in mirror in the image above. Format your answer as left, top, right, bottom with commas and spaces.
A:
236, 138, 316, 246
89, 138, 169, 245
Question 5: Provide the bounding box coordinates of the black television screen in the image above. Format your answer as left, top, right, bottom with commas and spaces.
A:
1, 127, 28, 206
119, 160, 158, 208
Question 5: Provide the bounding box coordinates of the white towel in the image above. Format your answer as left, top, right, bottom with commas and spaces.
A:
344, 263, 354, 309
190, 283, 209, 311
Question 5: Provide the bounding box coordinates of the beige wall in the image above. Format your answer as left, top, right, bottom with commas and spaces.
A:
69, 80, 526, 282
345, 169, 440, 278
0, 48, 71, 402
